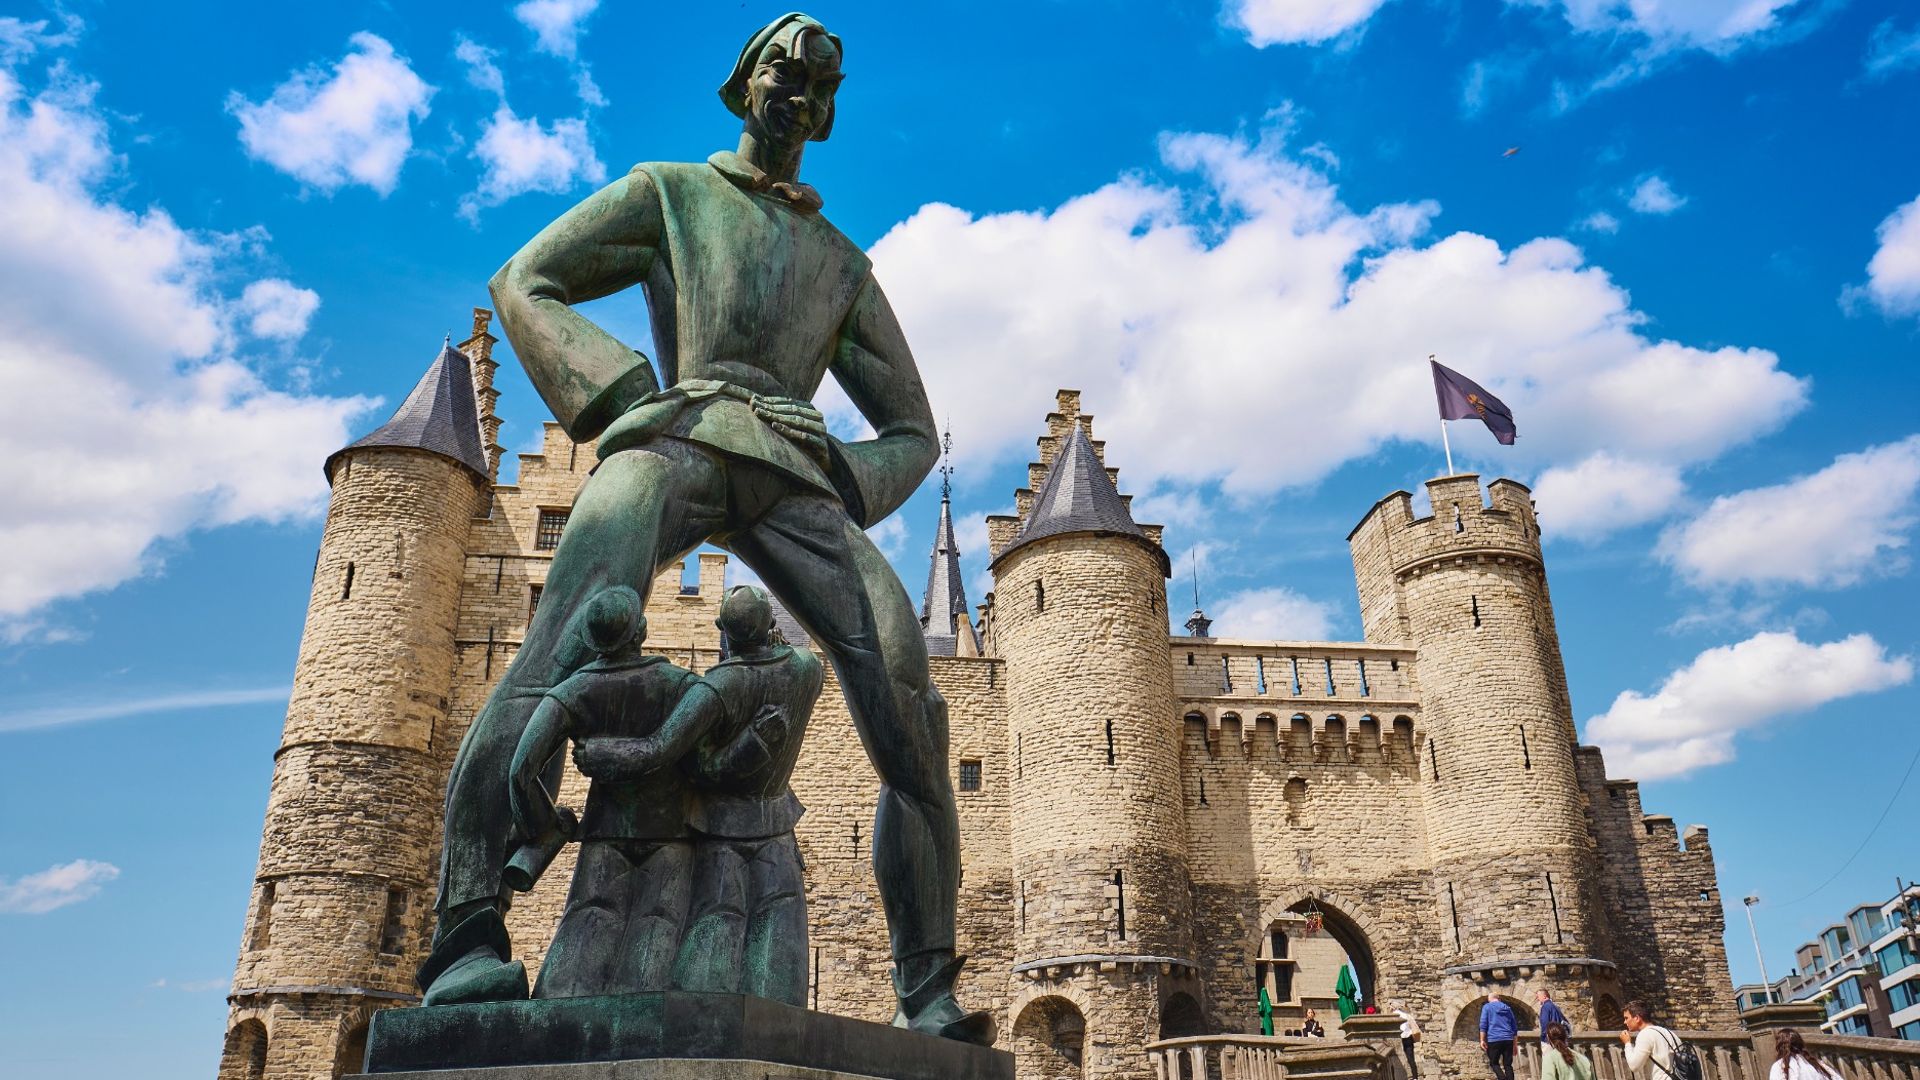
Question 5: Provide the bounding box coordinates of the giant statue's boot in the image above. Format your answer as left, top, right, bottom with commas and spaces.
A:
892, 951, 997, 1046
417, 905, 529, 1006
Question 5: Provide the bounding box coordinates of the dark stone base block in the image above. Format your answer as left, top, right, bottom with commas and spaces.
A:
358, 992, 1011, 1080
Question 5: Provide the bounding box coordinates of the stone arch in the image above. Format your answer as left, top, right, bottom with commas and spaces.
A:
1595, 994, 1623, 1030
1451, 996, 1540, 1041
1390, 716, 1416, 760
1161, 991, 1206, 1039
1012, 995, 1086, 1079
332, 1003, 379, 1080
1251, 888, 1383, 1007
218, 1018, 269, 1080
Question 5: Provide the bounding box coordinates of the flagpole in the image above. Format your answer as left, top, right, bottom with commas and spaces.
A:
1440, 419, 1455, 477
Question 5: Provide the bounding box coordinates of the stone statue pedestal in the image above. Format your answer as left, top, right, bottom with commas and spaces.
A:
354, 991, 1011, 1080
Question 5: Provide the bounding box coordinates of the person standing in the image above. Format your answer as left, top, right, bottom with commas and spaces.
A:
1392, 1002, 1422, 1078
1620, 1000, 1677, 1079
1768, 1029, 1840, 1080
1301, 1008, 1325, 1038
1480, 997, 1519, 1080
1538, 990, 1570, 1044
1541, 1022, 1595, 1080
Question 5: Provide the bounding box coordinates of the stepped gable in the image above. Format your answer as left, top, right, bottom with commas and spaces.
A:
921, 495, 980, 656
993, 422, 1171, 575
324, 342, 489, 482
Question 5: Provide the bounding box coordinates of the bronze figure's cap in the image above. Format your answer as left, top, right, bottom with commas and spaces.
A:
718, 11, 842, 141
577, 586, 645, 654
718, 584, 776, 646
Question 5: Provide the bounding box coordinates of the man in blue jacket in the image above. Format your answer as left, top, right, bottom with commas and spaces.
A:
1537, 990, 1570, 1044
1480, 996, 1519, 1080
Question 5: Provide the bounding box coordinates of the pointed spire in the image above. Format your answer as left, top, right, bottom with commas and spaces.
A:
324, 340, 489, 483
1185, 549, 1212, 637
921, 422, 980, 657
995, 423, 1172, 576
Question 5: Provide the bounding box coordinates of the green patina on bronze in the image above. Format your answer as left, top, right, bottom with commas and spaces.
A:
405, 12, 995, 1062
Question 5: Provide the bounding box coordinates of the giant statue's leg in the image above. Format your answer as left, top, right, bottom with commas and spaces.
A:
422, 441, 726, 1004
729, 492, 994, 1045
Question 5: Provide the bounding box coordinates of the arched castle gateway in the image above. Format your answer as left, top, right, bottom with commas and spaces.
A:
220, 309, 1738, 1080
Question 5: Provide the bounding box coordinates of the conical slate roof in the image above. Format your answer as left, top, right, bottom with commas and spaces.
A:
324, 343, 488, 483
996, 424, 1171, 575
921, 495, 980, 657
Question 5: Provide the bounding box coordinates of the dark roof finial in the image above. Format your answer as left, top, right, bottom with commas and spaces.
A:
1185, 548, 1212, 637
939, 419, 953, 503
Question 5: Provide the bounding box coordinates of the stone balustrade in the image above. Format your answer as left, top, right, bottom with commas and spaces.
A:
1155, 1022, 1920, 1080
1145, 1034, 1385, 1080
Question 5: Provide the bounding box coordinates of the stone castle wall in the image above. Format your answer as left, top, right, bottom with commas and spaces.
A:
222, 376, 1740, 1080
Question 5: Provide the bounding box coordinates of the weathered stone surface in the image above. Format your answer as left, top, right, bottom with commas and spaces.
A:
360, 992, 1011, 1080
354, 1060, 929, 1079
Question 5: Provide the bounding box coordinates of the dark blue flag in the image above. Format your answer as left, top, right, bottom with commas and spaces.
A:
1430, 359, 1516, 445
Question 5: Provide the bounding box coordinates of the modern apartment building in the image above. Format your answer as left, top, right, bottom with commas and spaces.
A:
1762, 886, 1920, 1041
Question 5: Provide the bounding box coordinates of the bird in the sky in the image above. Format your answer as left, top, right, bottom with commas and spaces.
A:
1502, 146, 1522, 157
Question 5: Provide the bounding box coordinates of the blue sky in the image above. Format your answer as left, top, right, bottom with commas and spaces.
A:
2, 0, 1918, 1075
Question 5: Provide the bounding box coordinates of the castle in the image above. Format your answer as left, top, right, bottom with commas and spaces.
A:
217, 309, 1737, 1080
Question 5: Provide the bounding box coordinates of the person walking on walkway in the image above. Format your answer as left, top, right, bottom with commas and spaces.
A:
1541, 1022, 1594, 1080
1620, 1000, 1678, 1079
1537, 990, 1569, 1044
1392, 1002, 1422, 1078
1480, 997, 1518, 1080
1769, 1029, 1841, 1080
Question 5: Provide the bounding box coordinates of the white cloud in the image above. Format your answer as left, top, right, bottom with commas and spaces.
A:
1659, 436, 1920, 589
238, 279, 320, 340
1228, 0, 1807, 56
0, 34, 371, 635
0, 685, 291, 733
0, 859, 120, 914
1865, 19, 1920, 80
1532, 453, 1685, 542
228, 33, 433, 196
1578, 210, 1620, 234
1857, 194, 1920, 319
1586, 630, 1913, 780
1225, 0, 1394, 45
456, 38, 605, 220
1212, 586, 1341, 641
1627, 174, 1687, 214
864, 122, 1806, 503
1532, 0, 1808, 55
513, 0, 600, 59
868, 515, 910, 559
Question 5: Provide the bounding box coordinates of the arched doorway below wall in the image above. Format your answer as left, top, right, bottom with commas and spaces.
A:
1595, 995, 1624, 1030
333, 1017, 370, 1080
1012, 996, 1085, 1080
1162, 992, 1206, 1039
218, 1019, 268, 1080
1450, 995, 1540, 1041
1287, 898, 1377, 1007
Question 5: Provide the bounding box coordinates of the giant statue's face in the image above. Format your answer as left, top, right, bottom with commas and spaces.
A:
745, 27, 842, 148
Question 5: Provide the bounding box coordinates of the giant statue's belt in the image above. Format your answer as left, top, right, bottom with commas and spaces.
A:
597, 379, 838, 500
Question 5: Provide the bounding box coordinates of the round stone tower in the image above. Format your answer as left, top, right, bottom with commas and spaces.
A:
1348, 473, 1617, 1022
219, 341, 490, 1080
991, 402, 1190, 1080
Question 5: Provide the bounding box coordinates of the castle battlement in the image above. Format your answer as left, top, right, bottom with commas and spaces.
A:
1179, 710, 1423, 773
1350, 474, 1542, 582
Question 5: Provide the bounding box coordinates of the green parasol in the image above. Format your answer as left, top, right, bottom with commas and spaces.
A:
1258, 986, 1274, 1036
1334, 964, 1359, 1020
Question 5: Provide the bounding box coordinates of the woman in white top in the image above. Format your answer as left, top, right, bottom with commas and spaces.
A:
1770, 1028, 1841, 1080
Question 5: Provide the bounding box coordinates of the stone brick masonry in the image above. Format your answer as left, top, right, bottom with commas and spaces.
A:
219, 326, 1739, 1080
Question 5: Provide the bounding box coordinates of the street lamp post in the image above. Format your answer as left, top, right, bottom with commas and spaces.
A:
1743, 896, 1772, 1000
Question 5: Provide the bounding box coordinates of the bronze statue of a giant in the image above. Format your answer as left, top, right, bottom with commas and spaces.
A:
421, 12, 993, 1046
